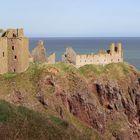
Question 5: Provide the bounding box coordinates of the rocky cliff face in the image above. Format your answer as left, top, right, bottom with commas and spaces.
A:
1, 62, 140, 140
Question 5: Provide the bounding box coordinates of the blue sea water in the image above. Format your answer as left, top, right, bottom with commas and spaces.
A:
29, 37, 140, 70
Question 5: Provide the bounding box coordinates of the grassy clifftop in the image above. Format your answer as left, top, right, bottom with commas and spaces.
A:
2, 62, 136, 81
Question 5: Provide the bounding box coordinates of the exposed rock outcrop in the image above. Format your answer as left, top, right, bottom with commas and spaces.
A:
35, 63, 140, 139
1, 62, 140, 140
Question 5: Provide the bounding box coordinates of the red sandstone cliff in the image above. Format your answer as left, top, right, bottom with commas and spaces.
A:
1, 62, 140, 140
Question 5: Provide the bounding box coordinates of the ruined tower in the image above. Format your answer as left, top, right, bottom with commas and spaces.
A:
117, 43, 123, 58
110, 43, 115, 55
0, 28, 29, 74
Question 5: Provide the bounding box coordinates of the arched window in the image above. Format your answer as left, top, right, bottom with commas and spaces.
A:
3, 52, 4, 57
15, 55, 17, 59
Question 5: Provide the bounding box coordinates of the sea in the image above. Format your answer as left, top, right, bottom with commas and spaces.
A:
29, 37, 140, 70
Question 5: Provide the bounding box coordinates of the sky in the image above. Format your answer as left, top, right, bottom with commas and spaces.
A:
0, 0, 140, 37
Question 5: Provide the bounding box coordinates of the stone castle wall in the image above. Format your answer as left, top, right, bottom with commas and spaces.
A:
62, 43, 123, 68
7, 37, 29, 73
76, 43, 123, 67
0, 38, 8, 74
0, 28, 124, 74
0, 29, 29, 74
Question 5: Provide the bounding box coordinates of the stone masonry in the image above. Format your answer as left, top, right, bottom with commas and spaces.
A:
31, 40, 56, 64
0, 29, 29, 74
62, 43, 123, 68
31, 40, 47, 63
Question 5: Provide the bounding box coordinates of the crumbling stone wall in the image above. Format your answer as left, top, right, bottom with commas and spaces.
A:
62, 47, 77, 64
31, 40, 47, 63
62, 43, 123, 68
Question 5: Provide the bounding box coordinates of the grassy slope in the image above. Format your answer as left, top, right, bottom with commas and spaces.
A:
0, 100, 96, 140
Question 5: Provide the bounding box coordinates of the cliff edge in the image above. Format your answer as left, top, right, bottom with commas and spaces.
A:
0, 62, 140, 140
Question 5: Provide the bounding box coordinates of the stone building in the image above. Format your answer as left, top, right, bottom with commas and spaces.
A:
62, 43, 123, 68
0, 29, 29, 74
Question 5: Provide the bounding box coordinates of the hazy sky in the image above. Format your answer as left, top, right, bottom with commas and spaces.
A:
0, 0, 140, 37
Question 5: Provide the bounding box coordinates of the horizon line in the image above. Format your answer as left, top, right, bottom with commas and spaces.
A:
28, 36, 140, 38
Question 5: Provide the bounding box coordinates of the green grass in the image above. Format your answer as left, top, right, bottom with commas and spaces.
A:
79, 64, 105, 76
79, 62, 131, 79
0, 100, 94, 140
54, 62, 78, 74
105, 62, 130, 74
3, 72, 17, 79
2, 62, 131, 81
0, 100, 16, 122
49, 115, 69, 127
27, 62, 43, 80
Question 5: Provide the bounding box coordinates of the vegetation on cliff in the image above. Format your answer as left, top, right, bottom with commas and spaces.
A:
0, 62, 139, 140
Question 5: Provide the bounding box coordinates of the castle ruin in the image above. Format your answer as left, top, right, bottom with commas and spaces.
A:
31, 40, 47, 63
31, 40, 56, 64
0, 28, 29, 74
0, 28, 124, 74
62, 43, 123, 68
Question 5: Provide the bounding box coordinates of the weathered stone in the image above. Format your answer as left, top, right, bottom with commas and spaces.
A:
62, 47, 77, 64
62, 43, 123, 68
48, 53, 56, 64
0, 28, 29, 74
31, 40, 47, 63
